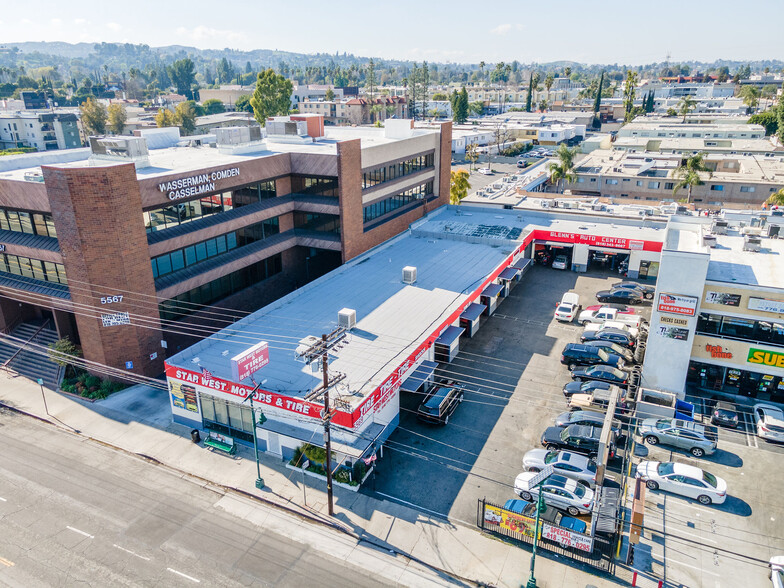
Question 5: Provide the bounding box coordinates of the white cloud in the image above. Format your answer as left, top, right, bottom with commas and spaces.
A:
20, 18, 32, 25
107, 22, 121, 32
175, 25, 245, 45
50, 18, 62, 27
74, 18, 87, 26
490, 23, 523, 36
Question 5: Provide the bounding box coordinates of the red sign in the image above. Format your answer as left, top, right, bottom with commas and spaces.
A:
532, 229, 662, 252
657, 293, 698, 316
231, 341, 270, 382
541, 523, 593, 552
706, 344, 732, 359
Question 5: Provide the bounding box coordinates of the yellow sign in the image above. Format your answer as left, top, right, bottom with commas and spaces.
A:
748, 348, 784, 368
484, 505, 539, 537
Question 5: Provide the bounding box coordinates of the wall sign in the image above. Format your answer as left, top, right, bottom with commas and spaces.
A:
657, 293, 698, 316
748, 348, 784, 368
705, 291, 741, 307
705, 344, 732, 359
748, 297, 784, 314
483, 504, 537, 538
541, 523, 593, 552
158, 167, 240, 200
101, 312, 131, 327
532, 229, 663, 252
658, 326, 689, 340
231, 341, 270, 382
660, 315, 689, 327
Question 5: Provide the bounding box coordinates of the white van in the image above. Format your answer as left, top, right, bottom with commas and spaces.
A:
554, 292, 581, 322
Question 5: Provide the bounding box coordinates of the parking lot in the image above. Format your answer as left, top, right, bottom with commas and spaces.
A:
633, 398, 784, 587
373, 264, 651, 524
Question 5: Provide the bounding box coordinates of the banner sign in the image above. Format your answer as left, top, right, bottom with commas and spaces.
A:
657, 293, 698, 316
541, 523, 593, 552
532, 229, 663, 252
483, 505, 538, 538
231, 341, 270, 382
705, 291, 741, 307
657, 326, 690, 340
748, 348, 784, 369
660, 315, 689, 327
101, 312, 131, 327
748, 297, 784, 314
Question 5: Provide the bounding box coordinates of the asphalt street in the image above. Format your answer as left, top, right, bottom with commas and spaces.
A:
0, 409, 414, 588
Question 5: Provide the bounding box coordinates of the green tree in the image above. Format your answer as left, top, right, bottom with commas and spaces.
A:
622, 70, 639, 122
167, 58, 196, 99
548, 144, 580, 193
79, 97, 107, 135
592, 71, 604, 127
155, 107, 177, 128
525, 73, 535, 112
432, 92, 448, 101
767, 188, 784, 207
777, 99, 784, 144
666, 107, 678, 117
739, 85, 760, 114
175, 101, 197, 135
324, 88, 335, 101
468, 100, 484, 117
47, 337, 82, 379
366, 59, 376, 102
538, 99, 549, 112
544, 73, 555, 101
202, 99, 224, 115
453, 87, 469, 124
449, 170, 471, 204
748, 111, 778, 136
465, 142, 479, 171
106, 103, 127, 135
250, 69, 294, 126
673, 153, 712, 204
677, 95, 696, 122
235, 94, 253, 113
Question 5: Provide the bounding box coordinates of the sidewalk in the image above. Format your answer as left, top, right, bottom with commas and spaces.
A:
0, 375, 635, 588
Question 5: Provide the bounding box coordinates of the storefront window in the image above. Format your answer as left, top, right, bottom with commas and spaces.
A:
198, 393, 254, 443
697, 313, 722, 334
719, 317, 757, 339
688, 360, 784, 402
697, 312, 784, 348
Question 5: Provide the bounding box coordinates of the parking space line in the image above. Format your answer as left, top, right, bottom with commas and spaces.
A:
0, 497, 6, 502
664, 557, 721, 577
66, 526, 94, 539
0, 556, 14, 567
113, 544, 151, 561
167, 568, 200, 583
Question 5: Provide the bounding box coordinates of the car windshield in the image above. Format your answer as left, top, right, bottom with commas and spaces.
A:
544, 451, 558, 464
655, 419, 671, 430
559, 428, 570, 442
657, 462, 675, 476
572, 484, 586, 498
586, 461, 597, 473
557, 305, 571, 313
702, 471, 718, 488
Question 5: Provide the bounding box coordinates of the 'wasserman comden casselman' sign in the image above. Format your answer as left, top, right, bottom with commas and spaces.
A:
158, 167, 240, 200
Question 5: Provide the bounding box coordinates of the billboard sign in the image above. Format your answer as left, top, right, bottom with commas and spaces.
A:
705, 291, 741, 307
748, 297, 784, 314
231, 341, 270, 382
657, 293, 698, 316
540, 523, 593, 552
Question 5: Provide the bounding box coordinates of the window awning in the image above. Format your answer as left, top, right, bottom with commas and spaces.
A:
512, 258, 532, 272
435, 325, 464, 346
460, 302, 486, 322
481, 283, 504, 298
498, 267, 520, 281
400, 360, 438, 393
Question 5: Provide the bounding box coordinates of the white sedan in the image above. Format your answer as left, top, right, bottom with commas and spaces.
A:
477, 167, 492, 175
514, 472, 595, 515
753, 404, 784, 443
636, 461, 727, 505
522, 449, 597, 487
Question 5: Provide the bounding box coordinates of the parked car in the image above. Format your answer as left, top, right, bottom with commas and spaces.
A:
770, 555, 784, 588
517, 160, 528, 168
583, 303, 635, 315
583, 321, 639, 340
522, 449, 597, 487
552, 255, 569, 270
416, 380, 464, 425
561, 343, 624, 370
540, 424, 615, 459
753, 404, 784, 442
568, 388, 631, 420
554, 410, 621, 435
570, 364, 630, 388
580, 327, 636, 349
612, 281, 656, 300
582, 340, 636, 364
503, 500, 588, 533
477, 167, 493, 175
578, 306, 645, 328
636, 461, 727, 505
639, 418, 718, 457
554, 292, 581, 322
562, 380, 612, 398
710, 400, 740, 429
596, 289, 644, 305
514, 472, 595, 516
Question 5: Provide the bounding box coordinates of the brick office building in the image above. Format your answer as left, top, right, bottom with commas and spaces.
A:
0, 117, 451, 378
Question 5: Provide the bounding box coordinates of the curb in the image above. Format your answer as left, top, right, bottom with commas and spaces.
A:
0, 400, 482, 588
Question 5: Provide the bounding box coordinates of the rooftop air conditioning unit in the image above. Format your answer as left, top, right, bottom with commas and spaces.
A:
338, 308, 356, 330
402, 266, 417, 284
703, 233, 717, 248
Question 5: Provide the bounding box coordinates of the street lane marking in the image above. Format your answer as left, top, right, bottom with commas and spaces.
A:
0, 556, 14, 567
113, 544, 150, 561
0, 497, 6, 501
665, 557, 721, 577
167, 568, 200, 583
66, 526, 94, 539
645, 522, 717, 543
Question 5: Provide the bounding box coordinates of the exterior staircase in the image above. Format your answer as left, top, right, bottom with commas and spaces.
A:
0, 322, 61, 389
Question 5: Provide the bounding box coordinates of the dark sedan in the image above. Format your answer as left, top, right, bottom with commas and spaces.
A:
580, 328, 636, 349
596, 289, 644, 305
582, 340, 636, 363
562, 380, 612, 397
570, 364, 630, 388
612, 281, 655, 300
710, 400, 740, 429
540, 424, 615, 459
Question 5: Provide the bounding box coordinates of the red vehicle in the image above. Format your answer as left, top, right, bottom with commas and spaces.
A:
583, 304, 636, 315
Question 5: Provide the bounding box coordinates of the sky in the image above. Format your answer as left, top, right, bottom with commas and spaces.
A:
3, 0, 784, 66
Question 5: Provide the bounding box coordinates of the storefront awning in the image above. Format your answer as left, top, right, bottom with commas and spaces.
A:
400, 360, 438, 393
460, 302, 486, 322
481, 283, 504, 298
436, 325, 465, 346
498, 267, 520, 281
512, 258, 532, 272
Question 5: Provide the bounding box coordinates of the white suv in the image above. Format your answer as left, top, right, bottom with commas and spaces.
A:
753, 404, 784, 442
554, 292, 581, 322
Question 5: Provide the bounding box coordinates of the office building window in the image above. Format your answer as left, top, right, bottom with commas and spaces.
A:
293, 212, 340, 234
0, 208, 57, 238
363, 181, 434, 224
151, 217, 280, 278
648, 181, 660, 189
740, 186, 755, 193
711, 185, 724, 191
0, 254, 67, 285
291, 175, 339, 197
697, 312, 784, 347
664, 182, 674, 190
605, 179, 618, 185
362, 153, 435, 189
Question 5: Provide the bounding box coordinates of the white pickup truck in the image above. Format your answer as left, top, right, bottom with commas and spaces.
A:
578, 306, 644, 328
583, 321, 640, 339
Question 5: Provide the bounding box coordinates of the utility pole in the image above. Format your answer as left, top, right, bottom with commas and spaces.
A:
298, 328, 347, 517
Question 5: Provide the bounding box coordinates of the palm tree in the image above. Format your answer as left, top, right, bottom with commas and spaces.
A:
677, 95, 696, 122
478, 61, 485, 83
767, 188, 784, 207
739, 85, 760, 114
673, 153, 712, 204
544, 73, 555, 101
548, 144, 580, 193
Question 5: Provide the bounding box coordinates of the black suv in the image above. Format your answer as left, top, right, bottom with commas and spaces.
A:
561, 343, 624, 370
580, 327, 636, 349
540, 424, 616, 459
417, 380, 464, 425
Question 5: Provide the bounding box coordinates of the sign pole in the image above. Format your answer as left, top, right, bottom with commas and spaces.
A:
242, 382, 266, 490
526, 488, 544, 588
322, 334, 335, 517
37, 378, 49, 416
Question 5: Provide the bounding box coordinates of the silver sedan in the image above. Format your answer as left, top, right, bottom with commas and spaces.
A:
522, 449, 597, 487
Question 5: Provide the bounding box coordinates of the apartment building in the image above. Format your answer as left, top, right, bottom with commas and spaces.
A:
0, 117, 451, 378
0, 112, 81, 151
298, 96, 407, 125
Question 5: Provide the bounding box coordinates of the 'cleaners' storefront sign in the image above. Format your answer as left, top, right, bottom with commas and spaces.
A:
159, 167, 240, 200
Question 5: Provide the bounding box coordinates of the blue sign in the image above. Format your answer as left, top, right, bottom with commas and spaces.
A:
125, 361, 133, 369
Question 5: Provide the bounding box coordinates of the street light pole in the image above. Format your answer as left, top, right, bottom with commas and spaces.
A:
37, 378, 49, 416
242, 383, 267, 490
526, 487, 545, 588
